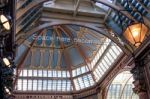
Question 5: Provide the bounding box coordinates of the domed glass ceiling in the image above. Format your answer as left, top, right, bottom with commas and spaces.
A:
15, 0, 150, 94
15, 25, 122, 92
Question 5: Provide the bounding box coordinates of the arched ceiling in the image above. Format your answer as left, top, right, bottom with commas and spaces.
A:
14, 0, 150, 93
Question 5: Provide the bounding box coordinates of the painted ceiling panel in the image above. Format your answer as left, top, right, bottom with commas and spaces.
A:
45, 29, 53, 46
84, 43, 97, 51
68, 47, 84, 67
61, 30, 72, 46
79, 45, 93, 59
51, 49, 58, 69
24, 51, 32, 68
33, 50, 41, 67
36, 35, 42, 45
61, 52, 67, 69
43, 50, 49, 67
54, 34, 60, 48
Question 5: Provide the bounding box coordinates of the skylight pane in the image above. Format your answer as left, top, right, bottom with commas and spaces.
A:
57, 71, 62, 77
53, 70, 57, 77
57, 80, 61, 91
88, 74, 94, 85
23, 70, 27, 76
78, 77, 84, 89
38, 80, 42, 91
104, 56, 111, 66
33, 80, 37, 91
17, 79, 22, 90
22, 79, 27, 91
101, 61, 108, 71
97, 66, 104, 75
62, 71, 67, 77
111, 46, 120, 55
83, 76, 90, 87
109, 48, 117, 59
66, 81, 71, 91
99, 63, 106, 72
48, 70, 52, 77
74, 79, 80, 90
38, 70, 43, 77
52, 80, 57, 91
43, 70, 47, 77
72, 70, 76, 77
43, 80, 47, 91
47, 80, 52, 90
81, 66, 86, 73
76, 68, 81, 75
106, 52, 114, 63
33, 70, 37, 77
28, 70, 32, 77
28, 80, 32, 90
95, 68, 101, 77
62, 80, 67, 91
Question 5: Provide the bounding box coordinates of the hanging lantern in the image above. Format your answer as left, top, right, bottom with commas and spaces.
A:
123, 23, 148, 47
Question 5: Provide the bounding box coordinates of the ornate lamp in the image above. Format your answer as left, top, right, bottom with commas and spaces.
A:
123, 22, 148, 47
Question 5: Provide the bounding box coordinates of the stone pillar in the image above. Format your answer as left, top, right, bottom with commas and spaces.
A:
131, 61, 148, 99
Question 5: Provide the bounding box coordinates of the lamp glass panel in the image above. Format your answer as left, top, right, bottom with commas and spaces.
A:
0, 15, 7, 23
0, 15, 11, 30
130, 24, 141, 42
3, 22, 10, 30
3, 58, 10, 66
140, 24, 148, 42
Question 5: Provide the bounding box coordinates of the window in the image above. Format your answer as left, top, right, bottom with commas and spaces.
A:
22, 79, 27, 91
107, 71, 139, 99
28, 80, 32, 90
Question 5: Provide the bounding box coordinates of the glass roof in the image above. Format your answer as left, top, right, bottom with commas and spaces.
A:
15, 0, 150, 93
15, 25, 122, 92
